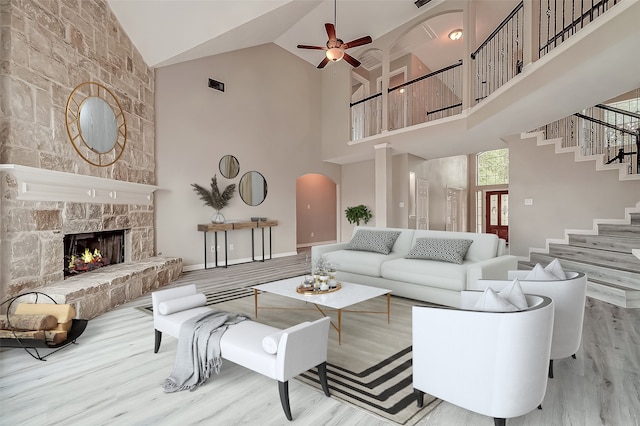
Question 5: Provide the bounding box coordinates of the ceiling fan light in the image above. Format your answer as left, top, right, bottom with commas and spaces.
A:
326, 47, 344, 62
448, 29, 463, 41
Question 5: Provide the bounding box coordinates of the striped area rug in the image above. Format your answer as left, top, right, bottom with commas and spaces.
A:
141, 252, 440, 424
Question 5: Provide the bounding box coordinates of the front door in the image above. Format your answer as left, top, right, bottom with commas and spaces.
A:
486, 191, 508, 242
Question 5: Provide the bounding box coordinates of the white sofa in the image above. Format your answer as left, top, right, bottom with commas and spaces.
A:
311, 226, 518, 307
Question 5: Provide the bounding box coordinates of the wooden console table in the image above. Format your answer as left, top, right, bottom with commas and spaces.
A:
197, 220, 278, 269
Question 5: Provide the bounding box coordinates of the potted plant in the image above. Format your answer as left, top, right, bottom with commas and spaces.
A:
191, 175, 236, 223
345, 204, 372, 226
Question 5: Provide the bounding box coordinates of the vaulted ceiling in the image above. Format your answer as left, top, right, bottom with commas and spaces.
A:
106, 0, 517, 70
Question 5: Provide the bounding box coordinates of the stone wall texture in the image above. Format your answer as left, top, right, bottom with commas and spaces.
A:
0, 0, 159, 302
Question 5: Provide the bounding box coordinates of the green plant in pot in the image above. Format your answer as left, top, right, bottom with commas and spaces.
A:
345, 204, 372, 226
192, 175, 236, 223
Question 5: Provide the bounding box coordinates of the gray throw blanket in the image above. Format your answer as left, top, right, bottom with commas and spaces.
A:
161, 309, 248, 393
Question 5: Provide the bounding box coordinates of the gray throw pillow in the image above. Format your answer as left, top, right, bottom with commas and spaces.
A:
346, 230, 401, 255
405, 238, 473, 264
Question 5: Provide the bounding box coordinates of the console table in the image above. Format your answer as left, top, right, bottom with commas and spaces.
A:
197, 220, 278, 269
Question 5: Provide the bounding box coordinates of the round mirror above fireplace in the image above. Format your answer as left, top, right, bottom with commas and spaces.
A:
65, 82, 127, 167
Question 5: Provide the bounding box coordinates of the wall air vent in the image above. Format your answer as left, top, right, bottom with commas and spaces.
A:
414, 0, 433, 8
208, 78, 225, 92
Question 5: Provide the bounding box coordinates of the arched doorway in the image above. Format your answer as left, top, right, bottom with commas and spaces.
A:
296, 174, 337, 249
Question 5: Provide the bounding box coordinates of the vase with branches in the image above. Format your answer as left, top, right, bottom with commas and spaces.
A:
191, 175, 236, 223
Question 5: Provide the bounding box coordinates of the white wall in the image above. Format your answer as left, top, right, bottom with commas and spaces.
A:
509, 133, 640, 258
340, 160, 376, 241
155, 43, 340, 268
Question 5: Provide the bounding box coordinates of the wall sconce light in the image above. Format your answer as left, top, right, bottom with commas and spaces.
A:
448, 29, 463, 41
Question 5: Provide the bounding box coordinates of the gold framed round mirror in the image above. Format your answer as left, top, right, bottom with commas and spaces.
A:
65, 82, 127, 167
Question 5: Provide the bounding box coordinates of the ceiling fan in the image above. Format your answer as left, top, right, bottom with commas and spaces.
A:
297, 0, 372, 69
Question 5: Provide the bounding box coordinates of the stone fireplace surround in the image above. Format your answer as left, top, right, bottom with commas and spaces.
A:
0, 164, 182, 319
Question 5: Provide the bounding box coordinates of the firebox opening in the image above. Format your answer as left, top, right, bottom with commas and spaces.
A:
64, 230, 126, 277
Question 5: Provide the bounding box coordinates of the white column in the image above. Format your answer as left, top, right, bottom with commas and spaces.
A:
374, 143, 392, 227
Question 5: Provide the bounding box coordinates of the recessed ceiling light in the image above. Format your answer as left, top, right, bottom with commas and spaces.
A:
448, 29, 463, 41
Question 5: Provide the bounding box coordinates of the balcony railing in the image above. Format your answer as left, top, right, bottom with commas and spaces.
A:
350, 0, 621, 140
350, 92, 382, 140
388, 60, 463, 131
350, 62, 462, 141
539, 0, 621, 58
471, 1, 524, 105
540, 101, 640, 175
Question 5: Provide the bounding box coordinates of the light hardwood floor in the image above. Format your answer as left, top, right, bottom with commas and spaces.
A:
1, 254, 639, 426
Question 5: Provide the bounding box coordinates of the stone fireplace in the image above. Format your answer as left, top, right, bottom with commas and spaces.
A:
0, 165, 182, 319
0, 0, 182, 318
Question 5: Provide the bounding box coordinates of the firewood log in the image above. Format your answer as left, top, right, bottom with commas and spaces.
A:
0, 314, 58, 331
0, 330, 45, 340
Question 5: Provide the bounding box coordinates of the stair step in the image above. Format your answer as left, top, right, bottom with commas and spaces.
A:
631, 212, 640, 226
547, 244, 640, 273
568, 233, 638, 254
586, 281, 640, 308
597, 223, 640, 238
527, 253, 640, 290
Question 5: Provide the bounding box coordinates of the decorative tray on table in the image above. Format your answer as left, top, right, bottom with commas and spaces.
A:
296, 283, 342, 295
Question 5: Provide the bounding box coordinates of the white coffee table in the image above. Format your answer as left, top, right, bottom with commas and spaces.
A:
252, 276, 391, 344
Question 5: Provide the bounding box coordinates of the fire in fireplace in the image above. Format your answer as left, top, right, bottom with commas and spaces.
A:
64, 230, 126, 277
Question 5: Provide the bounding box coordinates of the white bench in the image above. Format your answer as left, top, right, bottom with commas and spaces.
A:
152, 284, 331, 421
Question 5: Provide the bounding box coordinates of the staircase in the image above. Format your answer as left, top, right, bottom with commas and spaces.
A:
519, 210, 640, 308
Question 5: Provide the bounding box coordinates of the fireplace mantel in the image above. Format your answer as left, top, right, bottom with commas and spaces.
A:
0, 164, 157, 206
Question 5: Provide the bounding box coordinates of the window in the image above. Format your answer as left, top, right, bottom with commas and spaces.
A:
477, 148, 509, 186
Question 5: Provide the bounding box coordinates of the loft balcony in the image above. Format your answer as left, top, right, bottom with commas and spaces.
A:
323, 0, 640, 165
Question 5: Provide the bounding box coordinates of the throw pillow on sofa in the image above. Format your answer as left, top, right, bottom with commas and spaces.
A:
404, 238, 473, 264
346, 230, 401, 255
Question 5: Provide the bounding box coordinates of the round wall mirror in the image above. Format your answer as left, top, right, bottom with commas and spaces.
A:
65, 82, 126, 167
79, 97, 118, 153
239, 171, 268, 206
219, 155, 240, 179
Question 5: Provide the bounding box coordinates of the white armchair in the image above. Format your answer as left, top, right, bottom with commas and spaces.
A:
473, 271, 587, 378
413, 292, 554, 426
151, 285, 331, 421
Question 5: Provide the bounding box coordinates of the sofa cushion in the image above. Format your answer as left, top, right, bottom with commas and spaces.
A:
381, 258, 469, 291
346, 230, 401, 255
323, 249, 400, 277
405, 238, 472, 264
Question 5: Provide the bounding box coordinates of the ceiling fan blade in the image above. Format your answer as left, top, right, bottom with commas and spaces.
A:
343, 36, 372, 50
342, 52, 361, 68
297, 44, 326, 50
325, 23, 337, 41
317, 57, 330, 69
